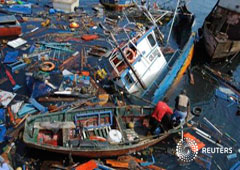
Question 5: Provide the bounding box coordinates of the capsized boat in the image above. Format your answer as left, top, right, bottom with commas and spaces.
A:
23, 105, 193, 157
202, 0, 240, 61
100, 0, 134, 10
105, 2, 195, 104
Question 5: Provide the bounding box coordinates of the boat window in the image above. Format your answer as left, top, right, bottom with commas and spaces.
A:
124, 73, 134, 88
147, 34, 156, 47
149, 49, 161, 62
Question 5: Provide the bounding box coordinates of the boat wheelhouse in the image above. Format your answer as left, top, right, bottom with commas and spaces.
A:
100, 0, 134, 10
109, 26, 167, 95
108, 25, 195, 104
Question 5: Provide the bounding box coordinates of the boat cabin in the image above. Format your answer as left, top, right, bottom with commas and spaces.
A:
0, 15, 22, 37
109, 27, 167, 94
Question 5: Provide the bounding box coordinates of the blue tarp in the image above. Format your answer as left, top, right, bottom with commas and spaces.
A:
31, 81, 53, 98
17, 103, 37, 118
0, 124, 6, 143
3, 51, 19, 64
215, 88, 239, 105
26, 76, 53, 98
0, 109, 5, 124
7, 4, 32, 15
28, 44, 35, 54
29, 98, 48, 113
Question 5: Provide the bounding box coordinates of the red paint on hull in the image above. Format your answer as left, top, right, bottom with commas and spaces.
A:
0, 27, 22, 37
24, 135, 168, 158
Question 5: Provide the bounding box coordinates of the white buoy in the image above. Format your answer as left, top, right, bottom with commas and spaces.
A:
107, 129, 122, 144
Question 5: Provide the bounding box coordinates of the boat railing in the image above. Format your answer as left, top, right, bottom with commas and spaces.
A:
109, 43, 130, 76
141, 49, 179, 98
167, 49, 180, 68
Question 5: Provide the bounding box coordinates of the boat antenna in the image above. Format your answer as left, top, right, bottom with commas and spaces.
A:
99, 23, 146, 89
166, 0, 180, 44
133, 0, 164, 43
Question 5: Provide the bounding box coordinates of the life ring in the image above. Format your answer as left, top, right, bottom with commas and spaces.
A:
124, 48, 136, 64
40, 61, 55, 72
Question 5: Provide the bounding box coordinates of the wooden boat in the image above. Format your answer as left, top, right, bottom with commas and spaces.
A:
23, 105, 193, 157
99, 0, 134, 11
0, 15, 21, 37
202, 0, 240, 61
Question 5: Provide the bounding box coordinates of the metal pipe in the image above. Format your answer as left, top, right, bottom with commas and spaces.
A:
166, 0, 180, 44
195, 131, 223, 148
192, 127, 212, 138
203, 117, 223, 136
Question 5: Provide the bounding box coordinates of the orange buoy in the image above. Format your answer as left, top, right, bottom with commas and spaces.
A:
40, 61, 55, 72
124, 48, 136, 64
184, 132, 205, 151
81, 34, 99, 41
89, 136, 107, 142
69, 22, 79, 28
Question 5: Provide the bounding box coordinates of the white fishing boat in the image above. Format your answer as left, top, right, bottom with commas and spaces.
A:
105, 2, 196, 104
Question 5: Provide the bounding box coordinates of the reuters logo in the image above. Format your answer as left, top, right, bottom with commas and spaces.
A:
176, 137, 198, 162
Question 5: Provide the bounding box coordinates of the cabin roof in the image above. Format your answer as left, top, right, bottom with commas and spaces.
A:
218, 0, 240, 13
0, 15, 17, 24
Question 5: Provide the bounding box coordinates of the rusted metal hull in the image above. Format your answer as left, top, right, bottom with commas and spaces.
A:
24, 135, 168, 158
203, 23, 240, 61
202, 5, 240, 61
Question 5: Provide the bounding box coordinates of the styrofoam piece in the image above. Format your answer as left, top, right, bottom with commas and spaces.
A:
52, 0, 79, 12
0, 90, 16, 108
7, 38, 27, 48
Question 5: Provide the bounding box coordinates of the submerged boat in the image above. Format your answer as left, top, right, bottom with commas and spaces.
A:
202, 0, 240, 61
0, 15, 22, 37
105, 3, 195, 104
99, 0, 134, 10
23, 105, 193, 157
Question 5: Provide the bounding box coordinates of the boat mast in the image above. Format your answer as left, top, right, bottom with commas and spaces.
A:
166, 0, 180, 44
